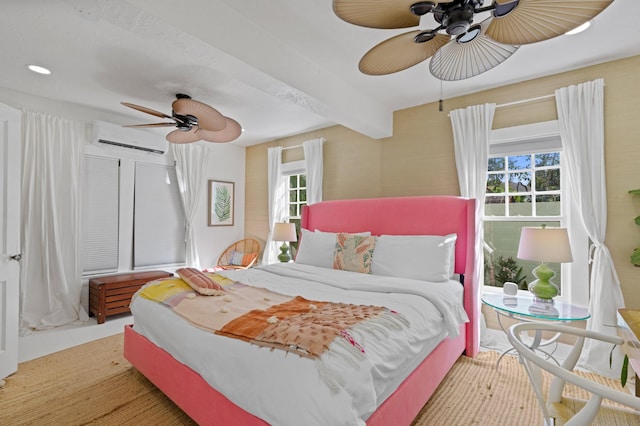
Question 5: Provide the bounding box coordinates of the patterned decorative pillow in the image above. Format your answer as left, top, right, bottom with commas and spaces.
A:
230, 250, 245, 265
176, 267, 226, 296
230, 251, 257, 267
333, 233, 376, 273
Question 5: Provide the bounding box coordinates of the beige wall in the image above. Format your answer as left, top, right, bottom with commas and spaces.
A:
245, 126, 382, 241
245, 55, 640, 309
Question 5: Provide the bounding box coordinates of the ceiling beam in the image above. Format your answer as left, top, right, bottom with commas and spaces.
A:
124, 0, 393, 139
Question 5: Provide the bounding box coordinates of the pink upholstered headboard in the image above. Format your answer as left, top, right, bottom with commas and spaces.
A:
301, 195, 479, 356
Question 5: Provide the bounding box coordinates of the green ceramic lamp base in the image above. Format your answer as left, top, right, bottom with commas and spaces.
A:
277, 242, 291, 263
528, 263, 559, 301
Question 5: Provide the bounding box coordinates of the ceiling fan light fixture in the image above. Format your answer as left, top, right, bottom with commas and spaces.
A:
493, 0, 519, 18
414, 31, 437, 43
410, 1, 436, 16
456, 24, 481, 43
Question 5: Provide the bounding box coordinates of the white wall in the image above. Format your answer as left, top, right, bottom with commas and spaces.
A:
0, 88, 246, 308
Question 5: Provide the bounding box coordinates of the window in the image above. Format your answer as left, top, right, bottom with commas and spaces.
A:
484, 152, 563, 291
82, 155, 120, 275
280, 159, 307, 253
484, 121, 588, 305
82, 153, 186, 275
133, 162, 186, 268
287, 173, 307, 252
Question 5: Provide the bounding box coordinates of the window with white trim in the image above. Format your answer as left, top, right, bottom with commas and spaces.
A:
484, 151, 563, 290
282, 160, 306, 252
82, 154, 186, 275
485, 121, 588, 305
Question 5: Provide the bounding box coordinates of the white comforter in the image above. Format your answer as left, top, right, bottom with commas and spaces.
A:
130, 263, 468, 426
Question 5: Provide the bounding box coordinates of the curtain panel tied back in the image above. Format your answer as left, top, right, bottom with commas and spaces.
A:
171, 143, 212, 270
556, 78, 625, 377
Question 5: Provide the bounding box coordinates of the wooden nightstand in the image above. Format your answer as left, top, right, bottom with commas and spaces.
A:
617, 309, 640, 397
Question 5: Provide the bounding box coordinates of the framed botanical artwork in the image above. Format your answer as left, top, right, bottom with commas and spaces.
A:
208, 180, 234, 226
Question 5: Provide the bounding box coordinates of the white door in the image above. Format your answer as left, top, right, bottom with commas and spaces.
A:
0, 103, 21, 382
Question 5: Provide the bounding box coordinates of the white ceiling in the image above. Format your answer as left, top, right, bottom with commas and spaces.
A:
2, 0, 639, 146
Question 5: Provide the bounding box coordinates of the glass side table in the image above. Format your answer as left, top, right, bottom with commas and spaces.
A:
482, 293, 590, 369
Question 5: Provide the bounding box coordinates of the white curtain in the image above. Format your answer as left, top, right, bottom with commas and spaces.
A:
450, 103, 496, 344
303, 138, 324, 205
20, 111, 90, 331
556, 79, 625, 377
263, 146, 286, 265
170, 143, 211, 269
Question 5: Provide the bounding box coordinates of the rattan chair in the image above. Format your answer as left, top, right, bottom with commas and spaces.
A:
507, 322, 640, 425
215, 238, 260, 270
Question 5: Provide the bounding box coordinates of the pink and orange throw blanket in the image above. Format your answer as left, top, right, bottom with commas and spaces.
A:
136, 274, 408, 360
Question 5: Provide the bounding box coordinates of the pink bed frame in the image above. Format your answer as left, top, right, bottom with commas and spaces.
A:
124, 195, 478, 425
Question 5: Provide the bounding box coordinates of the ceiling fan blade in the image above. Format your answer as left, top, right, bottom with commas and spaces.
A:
121, 102, 174, 120
429, 18, 519, 81
333, 0, 454, 29
359, 31, 450, 75
123, 122, 177, 128
166, 128, 201, 144
196, 118, 242, 143
486, 0, 613, 45
172, 98, 226, 132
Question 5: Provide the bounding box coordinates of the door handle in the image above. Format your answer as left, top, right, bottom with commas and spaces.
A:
9, 254, 22, 262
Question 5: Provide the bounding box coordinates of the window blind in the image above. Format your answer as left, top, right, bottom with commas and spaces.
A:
133, 162, 186, 268
82, 155, 120, 274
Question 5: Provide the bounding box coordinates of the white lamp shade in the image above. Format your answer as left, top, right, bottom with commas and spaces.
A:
517, 227, 573, 263
272, 223, 297, 242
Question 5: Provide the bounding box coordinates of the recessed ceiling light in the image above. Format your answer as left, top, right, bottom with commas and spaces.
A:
565, 21, 591, 35
27, 64, 51, 75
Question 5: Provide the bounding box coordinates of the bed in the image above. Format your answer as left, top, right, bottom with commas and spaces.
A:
124, 195, 479, 425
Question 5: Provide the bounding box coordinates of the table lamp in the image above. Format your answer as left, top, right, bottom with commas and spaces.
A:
517, 225, 573, 302
273, 222, 297, 262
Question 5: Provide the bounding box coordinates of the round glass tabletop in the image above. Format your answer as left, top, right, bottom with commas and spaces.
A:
482, 292, 590, 321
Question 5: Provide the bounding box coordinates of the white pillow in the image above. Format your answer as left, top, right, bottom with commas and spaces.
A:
295, 229, 371, 269
371, 234, 457, 282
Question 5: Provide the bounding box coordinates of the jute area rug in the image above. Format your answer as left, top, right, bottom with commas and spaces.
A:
1, 333, 638, 425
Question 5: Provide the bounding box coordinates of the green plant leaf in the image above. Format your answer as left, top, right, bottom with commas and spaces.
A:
635, 216, 640, 226
631, 248, 640, 267
629, 189, 640, 195
214, 186, 231, 222
622, 354, 629, 388
609, 344, 615, 368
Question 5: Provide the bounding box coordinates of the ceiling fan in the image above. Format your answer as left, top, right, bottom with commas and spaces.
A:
333, 0, 613, 81
121, 94, 242, 143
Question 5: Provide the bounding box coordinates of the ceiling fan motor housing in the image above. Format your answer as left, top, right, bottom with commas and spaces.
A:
174, 114, 198, 131
442, 3, 475, 35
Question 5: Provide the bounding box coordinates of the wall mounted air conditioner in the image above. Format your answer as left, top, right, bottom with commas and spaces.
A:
93, 121, 166, 155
